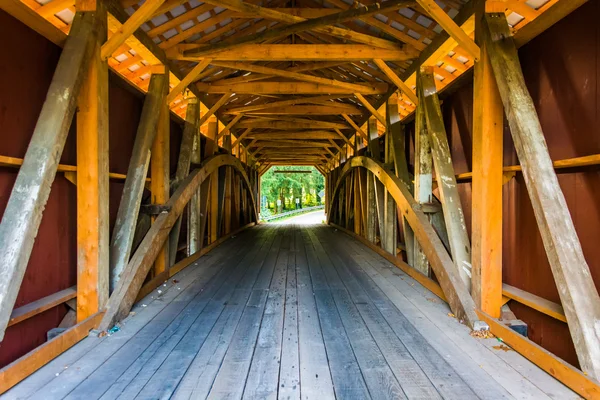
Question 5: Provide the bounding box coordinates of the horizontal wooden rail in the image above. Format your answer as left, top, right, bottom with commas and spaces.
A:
8, 286, 76, 327
0, 155, 148, 182
0, 312, 103, 394
454, 154, 600, 182
502, 283, 567, 323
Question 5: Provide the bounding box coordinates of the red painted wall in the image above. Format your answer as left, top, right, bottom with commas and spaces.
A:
0, 10, 178, 367
441, 2, 600, 367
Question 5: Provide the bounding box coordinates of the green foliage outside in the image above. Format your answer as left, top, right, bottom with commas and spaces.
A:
260, 166, 324, 215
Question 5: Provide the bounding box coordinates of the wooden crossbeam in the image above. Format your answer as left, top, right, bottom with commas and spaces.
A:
186, 0, 413, 58
176, 44, 417, 62
355, 93, 386, 125
417, 0, 480, 60
373, 59, 419, 105
246, 131, 341, 140
210, 61, 381, 94
237, 105, 362, 116
198, 93, 230, 127
231, 128, 253, 148
166, 58, 211, 104
0, 11, 97, 341
223, 95, 347, 114
341, 114, 369, 141
198, 0, 409, 50
484, 12, 600, 380
196, 81, 388, 95
236, 119, 348, 130
101, 0, 166, 60
216, 114, 244, 141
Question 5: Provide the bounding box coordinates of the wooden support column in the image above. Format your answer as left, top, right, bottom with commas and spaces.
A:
208, 121, 219, 244
353, 169, 361, 235
484, 12, 600, 379
0, 11, 97, 339
76, 0, 109, 322
382, 125, 397, 255
421, 67, 472, 291
110, 70, 167, 292
150, 70, 170, 278
388, 93, 414, 264
413, 75, 433, 276
471, 5, 503, 318
368, 117, 386, 245
223, 133, 233, 235
187, 98, 202, 256
169, 96, 199, 264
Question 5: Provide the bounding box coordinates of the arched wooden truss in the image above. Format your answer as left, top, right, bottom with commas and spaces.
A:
99, 154, 259, 331
327, 155, 481, 329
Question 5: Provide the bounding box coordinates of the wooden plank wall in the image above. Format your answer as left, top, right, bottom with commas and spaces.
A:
0, 8, 186, 368
436, 1, 600, 368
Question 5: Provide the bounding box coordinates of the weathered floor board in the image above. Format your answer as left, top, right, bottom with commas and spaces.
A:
6, 224, 579, 400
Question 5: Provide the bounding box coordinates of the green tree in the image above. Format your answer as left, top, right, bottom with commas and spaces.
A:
260, 166, 324, 214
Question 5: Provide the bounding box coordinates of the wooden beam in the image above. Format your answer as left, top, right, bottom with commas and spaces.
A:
177, 44, 417, 62
502, 284, 566, 323
231, 128, 252, 148
223, 95, 346, 114
355, 93, 386, 125
421, 67, 472, 291
196, 81, 388, 95
98, 155, 258, 331
471, 5, 503, 318
76, 2, 109, 322
216, 114, 244, 141
484, 12, 600, 380
0, 0, 67, 47
373, 59, 419, 105
197, 0, 410, 50
388, 94, 414, 265
169, 96, 196, 262
110, 71, 167, 292
187, 0, 412, 57
211, 61, 380, 94
8, 286, 76, 327
417, 0, 480, 60
239, 104, 362, 115
237, 119, 348, 130
101, 0, 166, 59
477, 310, 600, 400
412, 75, 432, 276
247, 131, 340, 140
0, 312, 103, 394
197, 93, 230, 127
382, 121, 397, 255
0, 11, 96, 341
166, 58, 212, 104
187, 99, 203, 255
341, 114, 369, 141
328, 157, 483, 329
150, 83, 170, 277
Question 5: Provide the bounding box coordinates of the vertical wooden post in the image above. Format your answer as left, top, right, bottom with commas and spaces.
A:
388, 93, 414, 264
223, 133, 233, 235
484, 13, 600, 379
368, 117, 386, 243
382, 125, 397, 255
471, 5, 503, 318
76, 0, 108, 322
110, 70, 167, 292
169, 95, 199, 263
151, 73, 170, 277
187, 99, 202, 256
413, 76, 433, 276
208, 121, 219, 244
421, 67, 472, 291
0, 11, 97, 339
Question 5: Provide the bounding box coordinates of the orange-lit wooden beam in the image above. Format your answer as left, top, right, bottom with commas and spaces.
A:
75, 0, 109, 322
470, 3, 503, 319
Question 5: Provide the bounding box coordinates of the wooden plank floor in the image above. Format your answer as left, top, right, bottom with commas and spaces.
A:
6, 224, 579, 400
